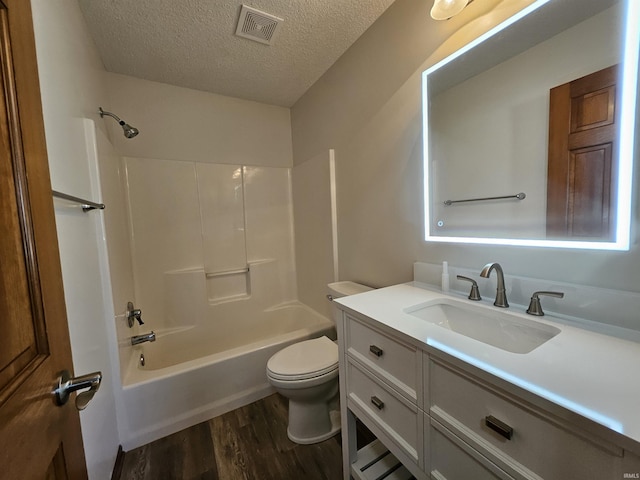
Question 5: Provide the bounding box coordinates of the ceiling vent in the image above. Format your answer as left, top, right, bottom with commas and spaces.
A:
235, 5, 283, 45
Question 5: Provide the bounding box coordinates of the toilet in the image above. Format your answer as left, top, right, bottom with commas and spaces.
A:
266, 281, 373, 444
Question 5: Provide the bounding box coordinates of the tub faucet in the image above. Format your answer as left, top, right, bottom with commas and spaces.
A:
480, 262, 509, 308
126, 301, 144, 327
131, 331, 156, 346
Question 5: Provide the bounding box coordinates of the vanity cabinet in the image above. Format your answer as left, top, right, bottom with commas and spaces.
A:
338, 310, 640, 480
343, 314, 425, 479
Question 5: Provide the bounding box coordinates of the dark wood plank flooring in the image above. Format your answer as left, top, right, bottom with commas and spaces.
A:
118, 394, 345, 480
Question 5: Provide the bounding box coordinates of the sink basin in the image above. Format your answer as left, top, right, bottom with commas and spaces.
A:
404, 298, 560, 354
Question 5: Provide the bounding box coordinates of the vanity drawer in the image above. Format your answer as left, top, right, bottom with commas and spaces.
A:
429, 359, 622, 480
347, 359, 421, 464
346, 314, 420, 402
429, 417, 514, 480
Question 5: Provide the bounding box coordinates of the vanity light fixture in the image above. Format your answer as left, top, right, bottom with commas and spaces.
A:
430, 0, 470, 20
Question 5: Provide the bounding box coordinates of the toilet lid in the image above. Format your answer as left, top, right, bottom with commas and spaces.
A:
267, 336, 338, 381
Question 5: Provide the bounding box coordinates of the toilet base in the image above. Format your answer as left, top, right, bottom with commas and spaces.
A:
287, 408, 340, 445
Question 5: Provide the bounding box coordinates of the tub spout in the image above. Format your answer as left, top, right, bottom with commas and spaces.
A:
131, 331, 156, 346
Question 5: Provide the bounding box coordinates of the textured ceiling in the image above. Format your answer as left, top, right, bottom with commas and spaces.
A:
78, 0, 397, 107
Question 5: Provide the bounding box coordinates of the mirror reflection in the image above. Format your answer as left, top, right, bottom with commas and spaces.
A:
422, 0, 638, 250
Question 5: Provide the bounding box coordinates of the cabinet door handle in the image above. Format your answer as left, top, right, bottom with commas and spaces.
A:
370, 396, 384, 410
369, 345, 383, 357
485, 415, 513, 440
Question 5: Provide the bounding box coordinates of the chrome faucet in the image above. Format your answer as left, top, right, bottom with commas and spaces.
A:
131, 331, 156, 346
126, 301, 144, 327
480, 262, 509, 308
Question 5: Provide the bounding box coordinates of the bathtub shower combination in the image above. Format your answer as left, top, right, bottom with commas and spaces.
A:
115, 157, 333, 450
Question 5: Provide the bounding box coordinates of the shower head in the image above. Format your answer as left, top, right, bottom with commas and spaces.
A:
122, 124, 139, 139
98, 107, 139, 138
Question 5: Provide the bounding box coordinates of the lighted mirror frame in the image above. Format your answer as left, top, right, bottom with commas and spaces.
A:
422, 0, 639, 250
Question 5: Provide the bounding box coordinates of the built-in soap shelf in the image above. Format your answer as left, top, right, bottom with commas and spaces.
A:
204, 264, 251, 303
351, 439, 415, 480
204, 266, 250, 278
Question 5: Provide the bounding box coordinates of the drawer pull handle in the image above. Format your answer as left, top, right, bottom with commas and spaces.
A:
369, 345, 383, 357
485, 415, 513, 440
370, 396, 384, 410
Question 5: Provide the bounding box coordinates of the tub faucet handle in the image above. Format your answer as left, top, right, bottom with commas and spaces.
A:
126, 301, 144, 327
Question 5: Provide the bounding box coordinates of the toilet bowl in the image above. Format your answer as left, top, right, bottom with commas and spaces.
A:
266, 281, 373, 445
267, 335, 339, 444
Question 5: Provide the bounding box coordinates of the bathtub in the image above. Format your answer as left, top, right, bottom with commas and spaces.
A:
119, 302, 334, 450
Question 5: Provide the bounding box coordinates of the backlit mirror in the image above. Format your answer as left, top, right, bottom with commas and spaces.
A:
422, 0, 639, 250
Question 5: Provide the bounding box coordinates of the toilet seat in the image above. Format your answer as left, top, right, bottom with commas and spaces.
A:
267, 336, 338, 381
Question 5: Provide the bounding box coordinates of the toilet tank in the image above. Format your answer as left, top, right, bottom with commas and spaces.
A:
327, 281, 373, 300
327, 281, 373, 325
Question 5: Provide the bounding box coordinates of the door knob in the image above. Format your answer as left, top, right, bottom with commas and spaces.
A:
53, 370, 102, 411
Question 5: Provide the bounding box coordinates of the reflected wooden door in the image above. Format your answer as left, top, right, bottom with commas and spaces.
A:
546, 65, 619, 240
0, 1, 87, 479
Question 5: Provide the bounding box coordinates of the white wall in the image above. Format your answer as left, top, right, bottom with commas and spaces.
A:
292, 150, 337, 317
104, 73, 293, 167
31, 1, 121, 479
291, 0, 640, 301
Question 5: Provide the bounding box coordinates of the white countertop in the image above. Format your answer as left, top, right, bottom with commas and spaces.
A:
336, 282, 640, 450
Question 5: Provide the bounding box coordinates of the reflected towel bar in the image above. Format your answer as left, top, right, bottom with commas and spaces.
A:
53, 190, 105, 212
205, 267, 250, 278
444, 192, 526, 206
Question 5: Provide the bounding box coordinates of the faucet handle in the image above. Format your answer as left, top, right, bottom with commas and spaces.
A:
457, 275, 482, 301
526, 291, 564, 316
126, 301, 144, 327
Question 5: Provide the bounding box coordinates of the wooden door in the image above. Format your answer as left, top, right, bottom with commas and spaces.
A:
546, 65, 619, 240
0, 1, 88, 479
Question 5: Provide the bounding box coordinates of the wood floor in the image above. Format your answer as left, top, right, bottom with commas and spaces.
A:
117, 394, 345, 480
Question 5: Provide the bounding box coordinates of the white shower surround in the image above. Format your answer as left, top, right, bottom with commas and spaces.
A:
124, 157, 298, 333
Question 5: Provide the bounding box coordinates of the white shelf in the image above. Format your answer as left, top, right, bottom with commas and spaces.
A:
351, 439, 415, 480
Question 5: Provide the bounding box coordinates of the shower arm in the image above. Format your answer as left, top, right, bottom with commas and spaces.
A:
99, 107, 125, 125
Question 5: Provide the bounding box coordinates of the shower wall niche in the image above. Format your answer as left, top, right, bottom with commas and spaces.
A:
125, 157, 297, 330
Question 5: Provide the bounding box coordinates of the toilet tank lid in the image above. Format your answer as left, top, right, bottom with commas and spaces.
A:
327, 281, 373, 298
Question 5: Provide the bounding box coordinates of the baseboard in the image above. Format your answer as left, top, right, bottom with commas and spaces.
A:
110, 445, 125, 480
